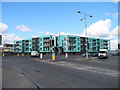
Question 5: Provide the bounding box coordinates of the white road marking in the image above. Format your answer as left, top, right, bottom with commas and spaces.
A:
36, 58, 118, 77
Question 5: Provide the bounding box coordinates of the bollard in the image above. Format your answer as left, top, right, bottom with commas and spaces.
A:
65, 53, 68, 58
2, 53, 4, 57
52, 53, 56, 60
22, 53, 24, 56
40, 53, 43, 59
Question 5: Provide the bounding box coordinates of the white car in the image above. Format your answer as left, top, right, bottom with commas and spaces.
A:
31, 51, 39, 57
98, 51, 108, 59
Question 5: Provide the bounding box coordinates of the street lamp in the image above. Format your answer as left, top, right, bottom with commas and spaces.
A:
77, 11, 92, 59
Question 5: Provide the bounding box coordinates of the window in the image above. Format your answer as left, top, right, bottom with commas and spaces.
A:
40, 43, 42, 46
64, 38, 66, 41
64, 48, 66, 51
89, 39, 91, 42
40, 38, 42, 41
40, 48, 42, 50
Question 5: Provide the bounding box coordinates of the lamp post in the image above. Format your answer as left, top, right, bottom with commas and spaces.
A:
77, 11, 92, 59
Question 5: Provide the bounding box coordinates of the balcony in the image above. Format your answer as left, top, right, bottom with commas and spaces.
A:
103, 42, 108, 44
103, 45, 108, 48
15, 46, 19, 48
25, 42, 29, 44
93, 42, 96, 44
68, 49, 75, 51
93, 49, 97, 51
69, 44, 76, 47
15, 43, 19, 45
69, 39, 76, 43
44, 40, 50, 42
44, 44, 50, 47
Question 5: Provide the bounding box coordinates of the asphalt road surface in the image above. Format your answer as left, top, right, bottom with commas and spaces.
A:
2, 55, 118, 88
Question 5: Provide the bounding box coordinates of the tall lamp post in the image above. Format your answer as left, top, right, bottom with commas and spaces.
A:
77, 11, 92, 59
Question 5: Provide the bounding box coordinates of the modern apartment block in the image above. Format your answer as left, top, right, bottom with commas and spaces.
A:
13, 35, 110, 55
58, 35, 81, 54
38, 35, 57, 54
57, 35, 110, 54
24, 38, 32, 53
13, 40, 23, 53
13, 35, 57, 54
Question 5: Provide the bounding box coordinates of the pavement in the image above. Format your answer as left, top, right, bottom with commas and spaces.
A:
2, 65, 38, 89
2, 55, 119, 88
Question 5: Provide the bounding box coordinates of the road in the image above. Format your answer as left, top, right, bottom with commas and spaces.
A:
2, 55, 118, 88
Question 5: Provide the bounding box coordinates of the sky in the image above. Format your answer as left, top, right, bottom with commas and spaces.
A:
0, 1, 119, 50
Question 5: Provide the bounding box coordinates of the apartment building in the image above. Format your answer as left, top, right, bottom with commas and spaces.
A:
38, 35, 57, 54
58, 35, 81, 54
13, 35, 110, 55
24, 38, 32, 53
13, 40, 23, 53
13, 35, 57, 54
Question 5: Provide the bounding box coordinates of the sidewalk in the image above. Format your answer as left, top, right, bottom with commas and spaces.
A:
2, 65, 38, 89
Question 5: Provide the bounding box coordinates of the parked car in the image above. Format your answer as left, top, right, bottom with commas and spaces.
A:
91, 53, 98, 57
81, 53, 91, 57
31, 51, 39, 57
112, 49, 120, 56
98, 49, 108, 59
111, 52, 118, 56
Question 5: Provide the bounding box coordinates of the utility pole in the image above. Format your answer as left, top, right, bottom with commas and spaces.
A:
77, 11, 92, 59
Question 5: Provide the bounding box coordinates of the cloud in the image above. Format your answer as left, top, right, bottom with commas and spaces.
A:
82, 19, 119, 50
109, 26, 119, 39
45, 32, 55, 35
83, 19, 119, 40
110, 40, 118, 50
16, 25, 32, 32
59, 32, 69, 35
58, 32, 83, 36
84, 19, 111, 38
32, 35, 39, 38
38, 31, 44, 34
112, 12, 120, 19
2, 33, 23, 44
0, 22, 8, 34
104, 12, 111, 16
59, 19, 118, 50
112, 0, 120, 3
104, 12, 120, 19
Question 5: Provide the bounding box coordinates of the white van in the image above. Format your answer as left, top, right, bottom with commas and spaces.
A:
31, 51, 39, 57
98, 49, 108, 59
